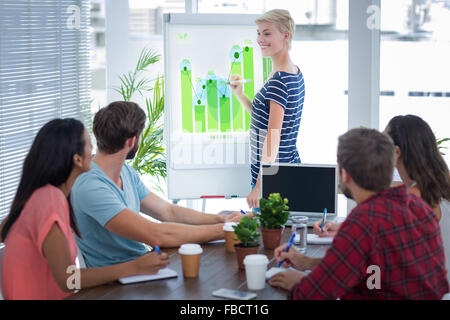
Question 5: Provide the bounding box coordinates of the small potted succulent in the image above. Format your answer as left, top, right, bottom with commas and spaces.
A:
232, 216, 261, 270
258, 193, 290, 249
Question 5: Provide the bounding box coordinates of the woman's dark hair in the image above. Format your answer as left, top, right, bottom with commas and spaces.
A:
386, 115, 450, 208
1, 118, 85, 241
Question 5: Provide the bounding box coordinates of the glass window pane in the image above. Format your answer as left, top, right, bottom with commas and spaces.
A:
380, 0, 450, 166
129, 0, 185, 36
91, 0, 107, 119
179, 1, 349, 216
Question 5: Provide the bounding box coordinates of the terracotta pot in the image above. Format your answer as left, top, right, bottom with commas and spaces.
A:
261, 227, 284, 250
234, 244, 260, 270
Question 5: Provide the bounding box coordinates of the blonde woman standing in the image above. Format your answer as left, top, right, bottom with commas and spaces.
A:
230, 9, 305, 209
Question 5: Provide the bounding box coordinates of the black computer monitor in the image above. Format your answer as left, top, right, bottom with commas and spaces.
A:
260, 163, 337, 218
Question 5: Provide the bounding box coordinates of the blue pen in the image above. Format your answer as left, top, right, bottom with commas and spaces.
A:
240, 210, 247, 215
321, 208, 327, 232
278, 233, 296, 267
154, 245, 161, 254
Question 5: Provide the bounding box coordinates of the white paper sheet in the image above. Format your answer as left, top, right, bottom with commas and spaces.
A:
118, 268, 178, 285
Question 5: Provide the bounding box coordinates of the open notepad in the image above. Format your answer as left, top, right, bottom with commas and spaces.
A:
294, 233, 333, 245
307, 233, 333, 244
265, 267, 311, 280
118, 268, 178, 285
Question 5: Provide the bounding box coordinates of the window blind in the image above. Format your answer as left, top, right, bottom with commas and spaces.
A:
0, 0, 91, 222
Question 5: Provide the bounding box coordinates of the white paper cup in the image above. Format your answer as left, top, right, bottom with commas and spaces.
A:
178, 244, 203, 278
244, 254, 269, 290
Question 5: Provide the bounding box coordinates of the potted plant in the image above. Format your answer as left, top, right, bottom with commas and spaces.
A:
258, 193, 290, 249
232, 216, 260, 270
114, 47, 167, 194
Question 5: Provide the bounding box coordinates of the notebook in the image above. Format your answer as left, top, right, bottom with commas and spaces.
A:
118, 268, 178, 285
307, 233, 333, 244
265, 267, 291, 280
294, 233, 333, 245
265, 267, 311, 280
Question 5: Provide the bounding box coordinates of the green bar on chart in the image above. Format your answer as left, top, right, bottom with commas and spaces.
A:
180, 60, 193, 133
219, 94, 231, 132
263, 57, 272, 83
230, 45, 243, 132
243, 45, 254, 131
194, 104, 206, 133
206, 77, 219, 132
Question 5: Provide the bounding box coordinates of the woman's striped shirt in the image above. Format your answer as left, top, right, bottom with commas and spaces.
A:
250, 67, 305, 185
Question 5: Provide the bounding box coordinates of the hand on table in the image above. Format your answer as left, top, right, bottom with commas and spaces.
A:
225, 211, 255, 223
268, 269, 305, 291
133, 251, 170, 275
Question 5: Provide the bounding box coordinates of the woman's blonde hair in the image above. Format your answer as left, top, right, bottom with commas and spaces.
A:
255, 9, 295, 50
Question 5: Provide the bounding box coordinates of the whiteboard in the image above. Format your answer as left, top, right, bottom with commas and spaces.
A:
163, 13, 266, 200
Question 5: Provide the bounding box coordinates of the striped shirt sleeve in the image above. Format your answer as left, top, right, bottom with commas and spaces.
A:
265, 72, 288, 110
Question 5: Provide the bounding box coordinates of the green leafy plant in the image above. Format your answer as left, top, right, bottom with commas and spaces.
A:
258, 193, 290, 229
232, 216, 260, 248
115, 48, 161, 101
437, 137, 449, 156
114, 48, 166, 194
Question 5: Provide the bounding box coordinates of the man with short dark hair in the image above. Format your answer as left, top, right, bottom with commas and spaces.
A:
71, 101, 244, 268
93, 101, 146, 156
269, 128, 449, 299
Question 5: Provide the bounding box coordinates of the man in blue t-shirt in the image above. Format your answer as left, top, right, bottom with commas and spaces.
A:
71, 101, 244, 267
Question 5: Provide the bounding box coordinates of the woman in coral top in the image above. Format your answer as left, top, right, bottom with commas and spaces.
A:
0, 118, 169, 300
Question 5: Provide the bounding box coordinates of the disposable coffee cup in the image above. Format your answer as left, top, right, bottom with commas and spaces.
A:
178, 244, 203, 278
223, 222, 240, 252
244, 254, 269, 290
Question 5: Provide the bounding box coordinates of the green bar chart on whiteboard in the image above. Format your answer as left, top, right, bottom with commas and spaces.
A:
179, 41, 269, 134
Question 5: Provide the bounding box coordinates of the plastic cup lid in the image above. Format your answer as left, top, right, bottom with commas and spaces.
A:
243, 254, 269, 265
178, 243, 203, 255
223, 222, 238, 232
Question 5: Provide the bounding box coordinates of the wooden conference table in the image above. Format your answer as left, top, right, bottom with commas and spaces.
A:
68, 228, 331, 300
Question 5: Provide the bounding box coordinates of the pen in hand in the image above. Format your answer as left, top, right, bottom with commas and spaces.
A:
240, 210, 247, 215
154, 245, 161, 255
321, 208, 327, 233
226, 79, 252, 85
278, 233, 296, 268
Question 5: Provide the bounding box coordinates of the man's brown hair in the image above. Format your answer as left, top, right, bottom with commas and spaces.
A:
93, 101, 146, 154
337, 128, 396, 192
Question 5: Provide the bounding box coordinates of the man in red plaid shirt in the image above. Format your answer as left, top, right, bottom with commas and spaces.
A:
269, 128, 449, 299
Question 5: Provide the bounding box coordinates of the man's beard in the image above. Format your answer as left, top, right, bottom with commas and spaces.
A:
339, 177, 353, 200
126, 140, 139, 160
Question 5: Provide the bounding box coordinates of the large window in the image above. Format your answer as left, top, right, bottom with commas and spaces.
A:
380, 0, 450, 166
129, 0, 185, 36
195, 1, 350, 215
90, 0, 107, 113
120, 1, 350, 215
0, 0, 92, 222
